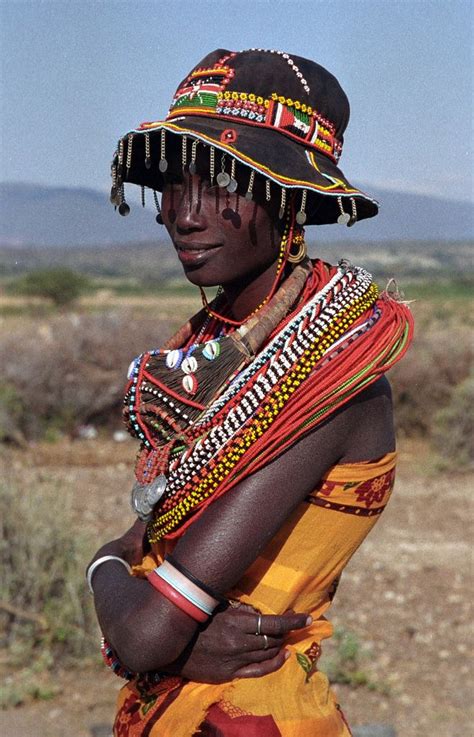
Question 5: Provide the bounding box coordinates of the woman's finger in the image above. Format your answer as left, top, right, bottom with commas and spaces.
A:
233, 650, 290, 679
238, 634, 283, 653
238, 646, 281, 664
241, 611, 311, 636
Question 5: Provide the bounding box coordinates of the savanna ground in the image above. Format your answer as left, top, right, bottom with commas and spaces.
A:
1, 244, 473, 737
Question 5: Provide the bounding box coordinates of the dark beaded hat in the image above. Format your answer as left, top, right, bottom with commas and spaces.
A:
111, 48, 378, 226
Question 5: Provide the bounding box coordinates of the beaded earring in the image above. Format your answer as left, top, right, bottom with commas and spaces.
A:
245, 170, 255, 200
296, 189, 307, 225
118, 184, 130, 216
117, 138, 125, 179
279, 188, 287, 219
153, 190, 163, 224
348, 197, 357, 227
159, 129, 168, 172
144, 132, 151, 170
336, 196, 350, 225
216, 154, 230, 188
209, 146, 215, 185
110, 157, 119, 206
189, 139, 198, 174
265, 180, 271, 202
126, 134, 134, 176
227, 159, 238, 193
181, 135, 188, 170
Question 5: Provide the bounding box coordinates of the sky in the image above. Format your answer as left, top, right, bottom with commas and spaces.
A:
1, 0, 472, 202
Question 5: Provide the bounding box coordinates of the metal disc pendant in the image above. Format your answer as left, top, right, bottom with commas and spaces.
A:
296, 210, 307, 225
159, 159, 168, 173
227, 178, 238, 193
337, 212, 350, 225
131, 474, 168, 522
347, 216, 356, 228
216, 172, 231, 188
245, 191, 253, 201
189, 162, 197, 175
145, 157, 152, 170
278, 207, 285, 219
110, 187, 118, 204
118, 202, 130, 216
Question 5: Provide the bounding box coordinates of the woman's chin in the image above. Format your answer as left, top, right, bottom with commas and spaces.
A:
181, 263, 220, 288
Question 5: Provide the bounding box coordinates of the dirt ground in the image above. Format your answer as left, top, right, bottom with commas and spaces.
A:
1, 437, 472, 737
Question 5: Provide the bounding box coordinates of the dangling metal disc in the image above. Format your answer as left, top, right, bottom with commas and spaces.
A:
189, 162, 197, 175
347, 216, 357, 228
227, 178, 238, 193
278, 207, 285, 220
337, 212, 350, 225
145, 157, 152, 170
110, 187, 118, 204
118, 202, 130, 216
296, 210, 307, 225
245, 191, 253, 201
216, 172, 231, 188
159, 159, 168, 173
131, 474, 168, 522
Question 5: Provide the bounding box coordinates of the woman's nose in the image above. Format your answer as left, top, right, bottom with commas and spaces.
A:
175, 174, 206, 233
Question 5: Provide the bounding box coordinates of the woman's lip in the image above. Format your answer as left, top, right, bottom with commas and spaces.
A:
175, 243, 222, 265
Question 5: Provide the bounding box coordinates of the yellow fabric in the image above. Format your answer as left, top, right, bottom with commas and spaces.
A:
114, 452, 396, 737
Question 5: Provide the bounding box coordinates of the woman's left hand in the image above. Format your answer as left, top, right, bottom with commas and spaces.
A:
88, 519, 149, 571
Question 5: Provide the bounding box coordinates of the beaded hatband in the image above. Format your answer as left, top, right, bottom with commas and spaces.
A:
124, 261, 413, 542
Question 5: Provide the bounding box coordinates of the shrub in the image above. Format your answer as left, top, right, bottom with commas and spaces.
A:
12, 268, 91, 307
0, 310, 168, 439
389, 324, 473, 437
319, 626, 389, 692
0, 474, 98, 675
432, 371, 474, 469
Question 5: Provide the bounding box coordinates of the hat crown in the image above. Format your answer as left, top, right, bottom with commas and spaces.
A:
174, 48, 350, 140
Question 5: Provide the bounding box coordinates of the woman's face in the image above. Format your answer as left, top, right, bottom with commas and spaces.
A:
160, 171, 282, 288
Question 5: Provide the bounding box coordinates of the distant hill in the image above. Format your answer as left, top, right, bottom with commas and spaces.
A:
0, 181, 473, 247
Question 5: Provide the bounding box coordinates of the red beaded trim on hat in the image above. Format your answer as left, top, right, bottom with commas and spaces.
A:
160, 89, 342, 163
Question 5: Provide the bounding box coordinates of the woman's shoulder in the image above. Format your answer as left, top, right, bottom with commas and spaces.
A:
327, 376, 395, 464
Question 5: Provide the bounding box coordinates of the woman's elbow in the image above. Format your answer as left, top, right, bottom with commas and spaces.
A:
110, 612, 189, 673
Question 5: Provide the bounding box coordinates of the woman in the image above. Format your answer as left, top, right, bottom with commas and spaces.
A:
88, 49, 413, 736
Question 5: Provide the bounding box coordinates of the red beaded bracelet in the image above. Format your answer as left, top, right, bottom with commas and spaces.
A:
147, 570, 209, 623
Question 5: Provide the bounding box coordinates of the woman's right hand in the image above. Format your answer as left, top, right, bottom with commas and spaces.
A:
164, 603, 311, 683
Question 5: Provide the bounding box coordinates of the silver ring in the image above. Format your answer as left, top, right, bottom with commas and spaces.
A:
255, 613, 262, 636
262, 634, 269, 650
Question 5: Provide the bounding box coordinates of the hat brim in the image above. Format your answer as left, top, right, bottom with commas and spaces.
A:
120, 115, 378, 225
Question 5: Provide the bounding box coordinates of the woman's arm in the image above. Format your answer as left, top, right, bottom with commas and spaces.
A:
92, 378, 393, 673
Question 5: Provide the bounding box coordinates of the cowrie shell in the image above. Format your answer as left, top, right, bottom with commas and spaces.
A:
165, 349, 183, 369
182, 374, 198, 394
181, 356, 198, 374
202, 340, 221, 360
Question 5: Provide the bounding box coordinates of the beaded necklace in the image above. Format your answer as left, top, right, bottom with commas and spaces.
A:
125, 259, 413, 542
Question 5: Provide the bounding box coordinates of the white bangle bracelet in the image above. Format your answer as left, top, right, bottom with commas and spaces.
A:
87, 555, 133, 594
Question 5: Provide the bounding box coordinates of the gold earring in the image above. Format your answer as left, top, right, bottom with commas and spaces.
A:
287, 232, 307, 263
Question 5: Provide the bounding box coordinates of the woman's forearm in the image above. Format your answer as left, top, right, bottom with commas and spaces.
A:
91, 555, 198, 673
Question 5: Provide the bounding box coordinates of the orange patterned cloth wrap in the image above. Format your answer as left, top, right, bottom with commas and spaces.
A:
114, 452, 396, 737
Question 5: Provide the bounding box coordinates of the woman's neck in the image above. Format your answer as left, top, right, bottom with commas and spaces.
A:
221, 259, 281, 323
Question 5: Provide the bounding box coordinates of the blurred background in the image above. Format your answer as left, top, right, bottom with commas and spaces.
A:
0, 1, 472, 736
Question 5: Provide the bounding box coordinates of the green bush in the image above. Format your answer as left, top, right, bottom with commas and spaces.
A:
320, 626, 389, 693
12, 268, 91, 307
0, 474, 98, 674
432, 372, 474, 469
0, 383, 25, 444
